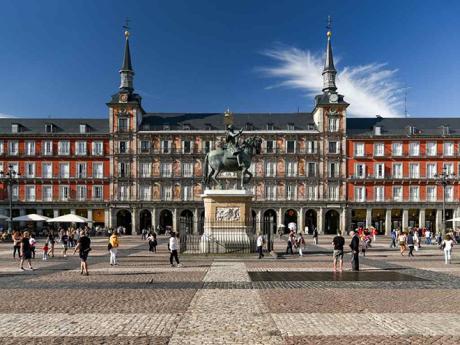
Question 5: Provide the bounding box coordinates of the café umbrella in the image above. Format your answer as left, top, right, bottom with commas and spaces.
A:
47, 214, 89, 223
12, 214, 50, 222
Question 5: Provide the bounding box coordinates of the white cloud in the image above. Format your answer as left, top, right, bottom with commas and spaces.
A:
0, 112, 15, 118
260, 45, 403, 117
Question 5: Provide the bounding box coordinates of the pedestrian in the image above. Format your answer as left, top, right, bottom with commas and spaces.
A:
286, 231, 294, 254
332, 231, 345, 272
407, 231, 415, 257
73, 231, 91, 275
425, 229, 431, 245
42, 243, 49, 261
372, 227, 377, 243
61, 231, 69, 257
12, 231, 22, 259
47, 232, 55, 258
147, 232, 155, 252
349, 231, 360, 271
297, 233, 305, 257
414, 230, 420, 251
29, 233, 37, 259
442, 235, 455, 264
313, 227, 318, 245
19, 231, 34, 271
398, 231, 407, 256
169, 232, 181, 267
390, 229, 397, 248
361, 235, 368, 256
256, 233, 265, 259
109, 231, 119, 266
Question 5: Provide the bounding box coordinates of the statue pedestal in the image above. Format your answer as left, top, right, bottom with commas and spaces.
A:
199, 189, 254, 253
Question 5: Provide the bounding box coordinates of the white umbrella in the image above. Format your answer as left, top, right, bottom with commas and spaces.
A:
446, 217, 460, 222
0, 214, 9, 220
13, 214, 50, 222
47, 214, 89, 223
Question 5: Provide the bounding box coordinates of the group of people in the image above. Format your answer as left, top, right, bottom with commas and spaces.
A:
285, 231, 307, 257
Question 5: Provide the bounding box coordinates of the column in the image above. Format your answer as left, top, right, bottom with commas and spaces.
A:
419, 209, 426, 229
317, 208, 324, 234
19, 209, 26, 228
87, 209, 93, 225
436, 209, 443, 234
340, 207, 347, 234
402, 209, 409, 231
278, 207, 283, 231
172, 208, 178, 233
70, 209, 76, 215
298, 207, 304, 233
105, 209, 110, 228
36, 208, 44, 230
385, 209, 392, 235
53, 209, 59, 218
366, 208, 372, 229
193, 208, 198, 234
131, 208, 137, 235
152, 208, 157, 231
454, 207, 460, 231
256, 210, 262, 233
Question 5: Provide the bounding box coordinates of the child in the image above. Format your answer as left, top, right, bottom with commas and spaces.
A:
42, 243, 49, 261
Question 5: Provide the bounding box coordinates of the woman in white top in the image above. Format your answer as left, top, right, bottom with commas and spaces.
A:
443, 235, 455, 264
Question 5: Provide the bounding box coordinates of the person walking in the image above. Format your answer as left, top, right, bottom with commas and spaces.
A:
398, 231, 407, 256
42, 243, 49, 261
47, 232, 55, 258
407, 231, 415, 257
19, 231, 34, 271
256, 233, 265, 259
442, 235, 455, 264
61, 231, 69, 257
109, 232, 119, 266
350, 231, 360, 271
297, 233, 305, 257
414, 230, 420, 252
169, 232, 181, 267
74, 231, 91, 275
332, 232, 345, 272
286, 231, 294, 254
313, 228, 319, 245
12, 231, 22, 259
29, 233, 37, 259
425, 229, 431, 245
390, 229, 397, 248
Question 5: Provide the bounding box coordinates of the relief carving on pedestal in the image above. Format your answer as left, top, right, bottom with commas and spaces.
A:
215, 207, 240, 222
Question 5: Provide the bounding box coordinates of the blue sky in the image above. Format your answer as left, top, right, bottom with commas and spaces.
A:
0, 0, 459, 118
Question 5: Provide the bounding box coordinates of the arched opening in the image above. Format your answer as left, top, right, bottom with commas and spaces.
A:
408, 209, 420, 229
139, 209, 152, 232
263, 209, 277, 235
251, 210, 257, 231
325, 209, 340, 234
159, 209, 173, 234
198, 210, 205, 235
391, 209, 402, 231
116, 209, 132, 235
351, 209, 366, 230
284, 209, 298, 233
304, 209, 317, 234
179, 209, 194, 234
372, 209, 385, 234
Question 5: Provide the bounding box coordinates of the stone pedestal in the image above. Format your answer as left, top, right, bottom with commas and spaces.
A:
200, 189, 253, 253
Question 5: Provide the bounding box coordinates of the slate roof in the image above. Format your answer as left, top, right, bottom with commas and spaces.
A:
0, 118, 108, 135
139, 112, 316, 131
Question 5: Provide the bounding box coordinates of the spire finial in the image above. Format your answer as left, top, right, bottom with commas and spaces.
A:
119, 18, 134, 92
123, 18, 131, 39
326, 15, 332, 38
322, 16, 337, 94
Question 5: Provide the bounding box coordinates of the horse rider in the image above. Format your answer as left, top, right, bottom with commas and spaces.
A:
225, 124, 244, 167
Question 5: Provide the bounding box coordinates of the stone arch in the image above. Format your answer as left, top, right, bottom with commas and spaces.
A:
305, 209, 317, 234
116, 209, 132, 235
263, 209, 277, 234
325, 209, 340, 234
159, 209, 173, 234
179, 209, 194, 234
139, 209, 152, 232
284, 209, 298, 233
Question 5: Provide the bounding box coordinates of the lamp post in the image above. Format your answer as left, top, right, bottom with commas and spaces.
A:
435, 166, 455, 236
0, 164, 20, 233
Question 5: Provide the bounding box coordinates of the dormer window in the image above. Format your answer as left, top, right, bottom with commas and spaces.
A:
245, 122, 254, 131
80, 124, 88, 134
442, 125, 450, 136
11, 124, 19, 133
374, 126, 382, 136
162, 124, 170, 131
266, 123, 274, 130
287, 123, 295, 131
407, 126, 417, 135
45, 124, 54, 133
182, 123, 191, 130
205, 123, 213, 131
307, 123, 316, 130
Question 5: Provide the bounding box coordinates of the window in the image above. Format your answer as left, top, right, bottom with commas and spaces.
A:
409, 163, 420, 178
355, 186, 366, 202
287, 123, 295, 130
203, 140, 212, 153
375, 163, 385, 178
119, 185, 129, 200
76, 163, 87, 178
162, 186, 172, 201
139, 162, 151, 178
307, 162, 316, 177
286, 184, 296, 200
43, 141, 53, 155
26, 186, 35, 201
11, 185, 18, 201
328, 162, 338, 178
25, 162, 35, 178
329, 141, 338, 154
393, 163, 403, 178
119, 162, 129, 177
444, 162, 454, 176
8, 141, 18, 155
445, 186, 454, 201
329, 117, 339, 132
59, 163, 69, 178
11, 124, 19, 133
265, 161, 276, 177
426, 186, 437, 201
265, 185, 276, 200
9, 163, 18, 175
182, 162, 193, 177
140, 140, 150, 153
266, 140, 275, 153
375, 186, 384, 201
77, 185, 86, 201
93, 185, 103, 200
0, 141, 3, 155
329, 185, 339, 201
92, 141, 103, 156
139, 185, 151, 200
182, 140, 192, 154
286, 140, 296, 153
160, 163, 172, 177
60, 186, 69, 201
392, 142, 403, 156
45, 124, 54, 133
374, 126, 382, 135
409, 186, 419, 201
80, 124, 87, 134
118, 117, 129, 132
42, 186, 52, 201
426, 142, 437, 156
355, 163, 366, 178
393, 186, 402, 201
307, 141, 317, 154
354, 143, 365, 157
427, 163, 437, 178
444, 142, 454, 156
374, 143, 384, 156
25, 141, 35, 155
161, 140, 171, 154
76, 141, 87, 155
93, 163, 103, 178
409, 142, 420, 156
307, 186, 317, 200
183, 185, 192, 201
286, 161, 297, 177
58, 141, 70, 155
42, 163, 52, 178
118, 141, 128, 154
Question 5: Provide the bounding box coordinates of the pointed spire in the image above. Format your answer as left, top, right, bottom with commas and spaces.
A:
119, 26, 135, 92
322, 16, 337, 93
121, 32, 133, 71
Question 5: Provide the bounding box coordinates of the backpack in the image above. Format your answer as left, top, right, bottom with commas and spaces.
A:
107, 242, 112, 251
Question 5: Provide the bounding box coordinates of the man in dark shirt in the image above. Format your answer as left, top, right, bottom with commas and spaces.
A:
74, 231, 91, 276
349, 231, 360, 271
332, 232, 345, 272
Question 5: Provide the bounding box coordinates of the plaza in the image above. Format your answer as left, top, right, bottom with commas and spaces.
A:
0, 234, 459, 344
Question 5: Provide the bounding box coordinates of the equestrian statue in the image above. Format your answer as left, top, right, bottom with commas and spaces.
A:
203, 125, 262, 189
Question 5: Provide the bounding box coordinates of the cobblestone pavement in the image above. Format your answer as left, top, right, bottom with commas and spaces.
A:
0, 235, 459, 344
